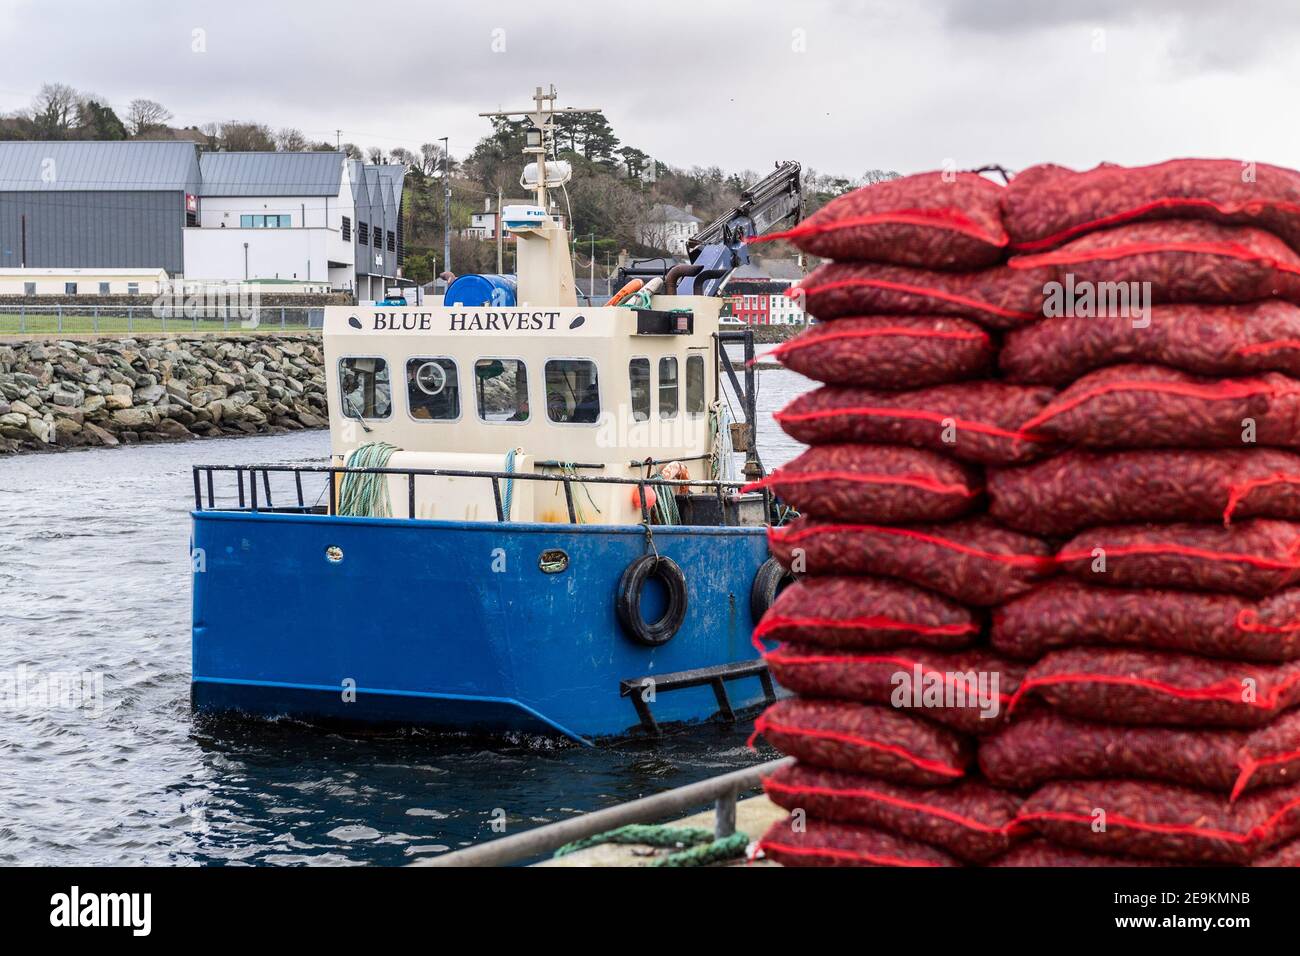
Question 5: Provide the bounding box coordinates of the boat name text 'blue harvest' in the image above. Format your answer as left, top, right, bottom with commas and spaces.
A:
370, 311, 563, 331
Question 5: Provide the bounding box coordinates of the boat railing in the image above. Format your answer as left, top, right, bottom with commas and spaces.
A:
191, 463, 766, 525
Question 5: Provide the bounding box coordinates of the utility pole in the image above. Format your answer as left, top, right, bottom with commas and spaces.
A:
496, 186, 504, 274
335, 129, 341, 149
440, 136, 451, 276
589, 232, 595, 296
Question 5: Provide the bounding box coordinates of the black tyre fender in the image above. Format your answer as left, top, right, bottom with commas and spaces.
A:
616, 555, 688, 646
750, 557, 795, 623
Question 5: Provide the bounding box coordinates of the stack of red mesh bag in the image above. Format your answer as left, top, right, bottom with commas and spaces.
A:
748, 160, 1300, 867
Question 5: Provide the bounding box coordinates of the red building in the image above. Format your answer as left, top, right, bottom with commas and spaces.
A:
722, 279, 789, 325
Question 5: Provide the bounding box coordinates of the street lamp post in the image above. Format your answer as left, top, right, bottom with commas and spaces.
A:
440, 136, 451, 276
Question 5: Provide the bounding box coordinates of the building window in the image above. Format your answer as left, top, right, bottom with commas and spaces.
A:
658, 357, 678, 419
373, 226, 382, 247
387, 230, 395, 252
342, 216, 351, 241
98, 282, 111, 295
629, 358, 650, 422
239, 214, 290, 228
23, 282, 35, 296
358, 222, 369, 245
65, 282, 77, 295
186, 210, 198, 227
686, 354, 705, 415
544, 359, 600, 424
338, 357, 392, 420
406, 358, 460, 421
475, 358, 529, 423
127, 283, 139, 295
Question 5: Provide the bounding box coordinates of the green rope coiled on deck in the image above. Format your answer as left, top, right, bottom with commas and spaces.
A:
337, 442, 399, 517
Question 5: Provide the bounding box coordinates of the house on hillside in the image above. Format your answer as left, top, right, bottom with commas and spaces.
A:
636, 203, 701, 256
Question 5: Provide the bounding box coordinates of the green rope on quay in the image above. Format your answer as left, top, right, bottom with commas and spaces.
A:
552, 823, 750, 867
337, 442, 399, 517
650, 831, 750, 868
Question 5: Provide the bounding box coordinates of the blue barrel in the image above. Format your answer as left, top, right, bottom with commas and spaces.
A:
444, 274, 518, 307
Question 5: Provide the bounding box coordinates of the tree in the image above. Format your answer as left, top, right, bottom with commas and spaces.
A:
76, 100, 127, 140
619, 146, 650, 180
219, 121, 275, 151
340, 141, 363, 160
367, 146, 386, 165
275, 127, 308, 151
127, 98, 172, 135
389, 146, 417, 168
577, 113, 619, 163
31, 83, 79, 137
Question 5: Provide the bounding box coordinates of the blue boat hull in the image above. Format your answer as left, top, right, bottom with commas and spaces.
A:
191, 512, 773, 743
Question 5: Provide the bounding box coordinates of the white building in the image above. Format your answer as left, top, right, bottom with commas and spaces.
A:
183, 152, 406, 299
0, 142, 405, 301
636, 203, 701, 256
0, 267, 169, 296
767, 290, 807, 325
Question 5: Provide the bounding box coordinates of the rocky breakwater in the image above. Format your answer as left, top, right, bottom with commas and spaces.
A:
0, 335, 328, 454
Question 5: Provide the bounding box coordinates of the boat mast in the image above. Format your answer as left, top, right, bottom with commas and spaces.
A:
479, 84, 602, 212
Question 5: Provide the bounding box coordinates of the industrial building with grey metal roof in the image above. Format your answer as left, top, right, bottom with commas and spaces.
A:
0, 141, 405, 300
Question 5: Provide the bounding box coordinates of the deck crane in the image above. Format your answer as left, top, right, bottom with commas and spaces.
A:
617, 161, 803, 297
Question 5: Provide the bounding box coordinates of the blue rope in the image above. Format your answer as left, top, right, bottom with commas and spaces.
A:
503, 448, 516, 520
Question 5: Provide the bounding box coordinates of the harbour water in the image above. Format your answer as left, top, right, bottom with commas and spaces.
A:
0, 367, 808, 865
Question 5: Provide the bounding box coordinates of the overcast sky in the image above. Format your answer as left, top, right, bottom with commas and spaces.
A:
2, 0, 1299, 179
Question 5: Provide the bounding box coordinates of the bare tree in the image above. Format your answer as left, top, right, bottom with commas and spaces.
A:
389, 146, 417, 168
275, 127, 308, 151
340, 142, 364, 160
366, 146, 386, 165
419, 142, 446, 177
219, 121, 275, 151
127, 98, 173, 136
31, 82, 79, 136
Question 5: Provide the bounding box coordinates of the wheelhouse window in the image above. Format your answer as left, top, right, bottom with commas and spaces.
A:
406, 357, 460, 421
629, 358, 650, 422
338, 356, 392, 420
475, 358, 530, 422
658, 357, 679, 419
544, 359, 601, 424
686, 354, 705, 415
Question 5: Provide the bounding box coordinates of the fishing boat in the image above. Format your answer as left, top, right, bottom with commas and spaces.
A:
189, 86, 802, 744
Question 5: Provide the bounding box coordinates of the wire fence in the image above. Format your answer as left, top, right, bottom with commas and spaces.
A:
0, 304, 325, 335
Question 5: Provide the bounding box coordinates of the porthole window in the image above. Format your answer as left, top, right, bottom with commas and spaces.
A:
658, 357, 678, 419
406, 357, 460, 421
629, 358, 650, 422
545, 359, 601, 424
475, 358, 530, 422
338, 356, 392, 420
686, 354, 705, 415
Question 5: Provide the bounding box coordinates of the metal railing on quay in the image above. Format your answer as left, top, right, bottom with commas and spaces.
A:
415, 756, 793, 867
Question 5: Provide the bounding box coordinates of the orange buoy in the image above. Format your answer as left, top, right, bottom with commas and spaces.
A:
631, 485, 657, 512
